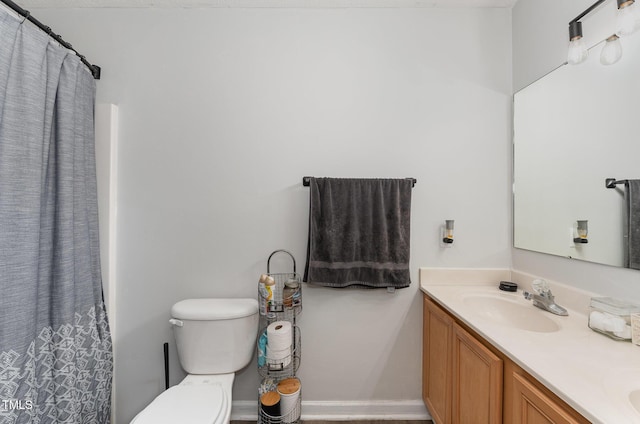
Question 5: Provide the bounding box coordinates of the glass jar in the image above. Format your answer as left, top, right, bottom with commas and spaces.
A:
588, 297, 640, 341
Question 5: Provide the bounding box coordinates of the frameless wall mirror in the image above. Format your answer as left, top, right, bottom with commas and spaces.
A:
513, 32, 640, 269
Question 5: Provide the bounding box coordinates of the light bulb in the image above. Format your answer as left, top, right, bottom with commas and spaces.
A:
601, 35, 623, 65
577, 220, 588, 239
574, 220, 589, 244
568, 37, 589, 65
616, 0, 640, 37
442, 220, 454, 244
445, 220, 454, 239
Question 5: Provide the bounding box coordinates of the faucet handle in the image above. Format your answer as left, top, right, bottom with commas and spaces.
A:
532, 279, 551, 296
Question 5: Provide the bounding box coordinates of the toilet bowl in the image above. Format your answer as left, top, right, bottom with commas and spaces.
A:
130, 374, 233, 424
130, 298, 259, 424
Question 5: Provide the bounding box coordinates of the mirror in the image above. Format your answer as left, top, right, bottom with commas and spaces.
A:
513, 33, 640, 269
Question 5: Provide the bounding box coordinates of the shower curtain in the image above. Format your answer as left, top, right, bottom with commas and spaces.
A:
0, 7, 112, 424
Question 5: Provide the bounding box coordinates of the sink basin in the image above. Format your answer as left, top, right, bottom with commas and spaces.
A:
630, 390, 640, 414
602, 368, 640, 419
463, 294, 561, 333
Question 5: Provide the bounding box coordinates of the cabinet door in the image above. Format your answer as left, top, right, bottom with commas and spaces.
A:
423, 296, 453, 424
511, 372, 583, 424
452, 322, 503, 424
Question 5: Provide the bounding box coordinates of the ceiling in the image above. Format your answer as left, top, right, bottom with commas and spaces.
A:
16, 0, 519, 8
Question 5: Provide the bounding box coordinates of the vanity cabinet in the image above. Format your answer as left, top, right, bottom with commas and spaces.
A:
423, 295, 453, 424
452, 321, 502, 424
504, 361, 588, 424
423, 294, 589, 424
423, 295, 502, 424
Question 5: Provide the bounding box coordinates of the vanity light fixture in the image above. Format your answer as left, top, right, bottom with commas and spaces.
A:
574, 220, 589, 244
568, 0, 640, 66
601, 34, 623, 64
443, 220, 454, 244
616, 0, 640, 37
568, 21, 589, 65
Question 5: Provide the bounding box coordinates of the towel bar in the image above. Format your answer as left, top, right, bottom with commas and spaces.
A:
302, 176, 417, 187
606, 178, 629, 189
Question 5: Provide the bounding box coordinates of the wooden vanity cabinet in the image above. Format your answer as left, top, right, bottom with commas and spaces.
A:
504, 361, 590, 424
452, 322, 503, 424
423, 294, 589, 424
423, 295, 502, 424
423, 295, 453, 424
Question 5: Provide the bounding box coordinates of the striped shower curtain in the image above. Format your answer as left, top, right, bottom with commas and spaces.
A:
0, 6, 112, 424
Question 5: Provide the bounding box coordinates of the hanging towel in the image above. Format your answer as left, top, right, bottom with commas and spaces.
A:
625, 180, 640, 270
304, 177, 412, 288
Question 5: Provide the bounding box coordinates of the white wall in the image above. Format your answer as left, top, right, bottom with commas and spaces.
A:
512, 0, 640, 302
33, 7, 511, 423
95, 104, 119, 420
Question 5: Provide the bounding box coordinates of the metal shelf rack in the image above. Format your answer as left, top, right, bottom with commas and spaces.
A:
257, 250, 302, 424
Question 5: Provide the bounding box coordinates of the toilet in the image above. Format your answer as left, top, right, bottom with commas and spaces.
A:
131, 298, 259, 424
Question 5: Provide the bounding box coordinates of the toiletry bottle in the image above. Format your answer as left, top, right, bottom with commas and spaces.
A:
257, 330, 268, 367
258, 274, 269, 316
264, 276, 276, 318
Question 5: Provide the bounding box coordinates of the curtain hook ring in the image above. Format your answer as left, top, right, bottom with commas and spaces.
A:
21, 10, 30, 24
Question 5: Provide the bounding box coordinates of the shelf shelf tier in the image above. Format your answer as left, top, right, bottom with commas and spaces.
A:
258, 386, 302, 424
259, 271, 302, 324
257, 325, 301, 379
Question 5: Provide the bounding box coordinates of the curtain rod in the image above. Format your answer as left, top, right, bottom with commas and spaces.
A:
1, 0, 101, 79
302, 176, 417, 188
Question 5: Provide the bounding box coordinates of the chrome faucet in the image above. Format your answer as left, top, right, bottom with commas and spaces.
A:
523, 279, 568, 316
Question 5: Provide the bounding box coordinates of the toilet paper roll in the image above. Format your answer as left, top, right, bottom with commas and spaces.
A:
267, 345, 291, 358
267, 321, 293, 352
277, 377, 301, 422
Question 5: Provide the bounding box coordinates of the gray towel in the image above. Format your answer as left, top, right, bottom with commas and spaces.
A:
304, 178, 412, 288
625, 180, 640, 270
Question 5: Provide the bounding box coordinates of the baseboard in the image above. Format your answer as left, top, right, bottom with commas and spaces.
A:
231, 399, 431, 421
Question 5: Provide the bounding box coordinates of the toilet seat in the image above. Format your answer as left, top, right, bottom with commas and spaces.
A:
130, 375, 232, 424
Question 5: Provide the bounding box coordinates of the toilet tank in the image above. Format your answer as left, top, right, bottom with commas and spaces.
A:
170, 298, 259, 374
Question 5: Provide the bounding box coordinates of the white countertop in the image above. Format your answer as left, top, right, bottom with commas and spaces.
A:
419, 268, 640, 424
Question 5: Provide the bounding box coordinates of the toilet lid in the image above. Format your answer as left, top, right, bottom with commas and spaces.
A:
131, 381, 227, 424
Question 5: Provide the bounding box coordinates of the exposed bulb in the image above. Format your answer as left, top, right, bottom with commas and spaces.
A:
567, 37, 589, 65
442, 220, 454, 244
616, 0, 640, 37
445, 220, 454, 239
601, 35, 623, 65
